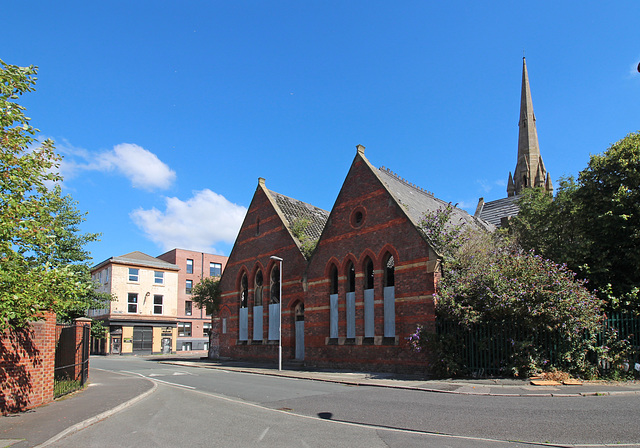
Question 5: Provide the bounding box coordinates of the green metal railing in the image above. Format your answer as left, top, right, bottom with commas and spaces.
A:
436, 313, 640, 376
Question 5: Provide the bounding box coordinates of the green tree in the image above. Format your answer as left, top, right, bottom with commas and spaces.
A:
509, 132, 640, 310
191, 276, 222, 315
0, 59, 108, 329
575, 132, 640, 302
509, 178, 586, 277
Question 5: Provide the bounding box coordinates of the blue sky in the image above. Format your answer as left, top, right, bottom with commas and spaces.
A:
5, 1, 639, 265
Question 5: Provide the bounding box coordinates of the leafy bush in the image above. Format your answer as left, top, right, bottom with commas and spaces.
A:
413, 206, 604, 377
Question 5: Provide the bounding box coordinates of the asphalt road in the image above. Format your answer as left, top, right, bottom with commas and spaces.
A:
54, 356, 640, 447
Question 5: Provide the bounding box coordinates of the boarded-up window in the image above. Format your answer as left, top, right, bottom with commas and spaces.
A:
253, 305, 263, 340
268, 303, 280, 340
383, 253, 395, 337
346, 261, 355, 338
329, 263, 339, 338
239, 308, 248, 341
363, 257, 375, 338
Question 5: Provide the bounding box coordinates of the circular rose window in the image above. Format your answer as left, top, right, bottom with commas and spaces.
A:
350, 207, 366, 228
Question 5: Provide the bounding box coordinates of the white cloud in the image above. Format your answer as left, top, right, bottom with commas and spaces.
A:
98, 143, 176, 190
130, 189, 247, 254
56, 141, 175, 190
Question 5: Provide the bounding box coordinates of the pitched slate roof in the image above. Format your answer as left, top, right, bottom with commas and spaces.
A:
92, 251, 180, 271
266, 189, 330, 243
375, 166, 495, 232
475, 195, 521, 227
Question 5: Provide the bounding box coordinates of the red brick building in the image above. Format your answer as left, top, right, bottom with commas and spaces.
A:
216, 145, 492, 372
157, 249, 228, 352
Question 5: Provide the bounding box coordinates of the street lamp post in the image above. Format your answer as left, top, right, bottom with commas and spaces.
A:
270, 255, 283, 371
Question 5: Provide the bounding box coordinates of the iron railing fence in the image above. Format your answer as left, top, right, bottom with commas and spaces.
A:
436, 313, 640, 377
54, 323, 90, 398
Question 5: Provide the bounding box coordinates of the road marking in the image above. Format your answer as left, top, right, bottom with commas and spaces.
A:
257, 427, 269, 442
121, 371, 196, 390
36, 369, 158, 448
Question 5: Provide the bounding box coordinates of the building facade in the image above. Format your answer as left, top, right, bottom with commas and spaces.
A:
90, 251, 180, 355
215, 145, 492, 372
157, 249, 228, 352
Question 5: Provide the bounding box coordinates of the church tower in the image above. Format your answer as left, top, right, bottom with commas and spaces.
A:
507, 58, 553, 197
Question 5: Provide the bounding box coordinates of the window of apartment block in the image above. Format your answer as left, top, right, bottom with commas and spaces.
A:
185, 300, 192, 316
178, 322, 192, 337
186, 259, 194, 274
128, 268, 139, 282
203, 322, 212, 337
154, 271, 164, 285
98, 271, 102, 283
127, 293, 138, 313
153, 295, 163, 314
186, 279, 193, 294
105, 267, 110, 283
210, 262, 222, 277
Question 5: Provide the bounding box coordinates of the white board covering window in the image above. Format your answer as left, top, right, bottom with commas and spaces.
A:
239, 307, 248, 341
364, 288, 375, 338
384, 286, 395, 337
329, 294, 339, 339
253, 305, 263, 340
346, 292, 356, 339
268, 303, 280, 340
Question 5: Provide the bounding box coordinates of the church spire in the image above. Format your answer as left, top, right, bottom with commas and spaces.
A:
508, 57, 552, 196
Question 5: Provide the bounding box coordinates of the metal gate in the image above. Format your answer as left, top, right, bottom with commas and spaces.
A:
54, 323, 90, 398
133, 326, 153, 353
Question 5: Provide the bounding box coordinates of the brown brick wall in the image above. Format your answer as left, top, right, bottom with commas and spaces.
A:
218, 186, 308, 359
304, 156, 436, 372
216, 155, 438, 373
0, 312, 56, 414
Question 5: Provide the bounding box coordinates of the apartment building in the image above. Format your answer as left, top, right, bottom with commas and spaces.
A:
90, 251, 180, 355
157, 249, 228, 352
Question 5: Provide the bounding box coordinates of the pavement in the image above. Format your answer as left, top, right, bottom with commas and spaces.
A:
2, 355, 640, 448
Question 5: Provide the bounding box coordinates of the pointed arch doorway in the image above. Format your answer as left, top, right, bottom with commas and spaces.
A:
294, 302, 305, 361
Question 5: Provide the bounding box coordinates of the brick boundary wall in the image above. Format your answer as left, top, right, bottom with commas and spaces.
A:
0, 312, 57, 414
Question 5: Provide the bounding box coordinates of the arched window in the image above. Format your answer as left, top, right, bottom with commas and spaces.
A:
363, 257, 375, 338
268, 264, 281, 341
254, 269, 263, 307
330, 264, 338, 295
270, 265, 280, 304
384, 254, 395, 287
239, 273, 249, 341
382, 253, 395, 338
253, 269, 264, 341
240, 273, 248, 308
364, 257, 374, 290
329, 264, 339, 339
345, 260, 356, 339
347, 261, 355, 293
